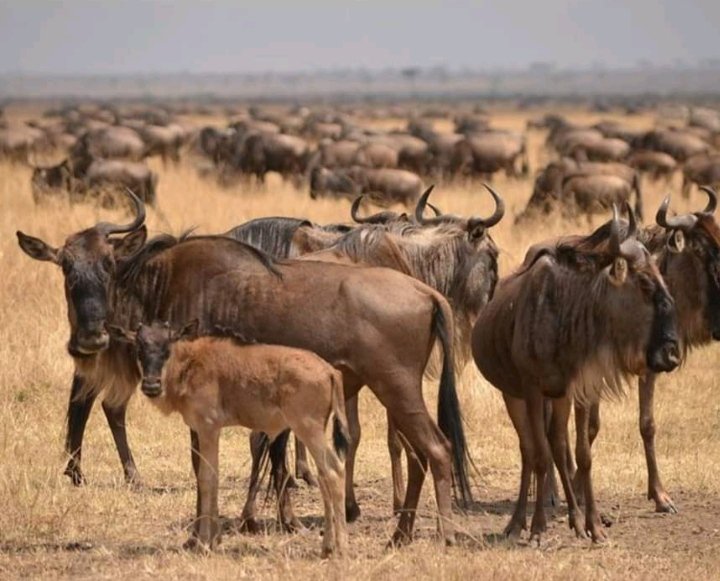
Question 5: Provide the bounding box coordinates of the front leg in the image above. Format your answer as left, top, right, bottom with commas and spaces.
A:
101, 400, 140, 485
64, 373, 96, 486
185, 428, 221, 551
639, 374, 677, 513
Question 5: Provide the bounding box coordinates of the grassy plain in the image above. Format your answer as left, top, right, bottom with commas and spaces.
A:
0, 107, 718, 579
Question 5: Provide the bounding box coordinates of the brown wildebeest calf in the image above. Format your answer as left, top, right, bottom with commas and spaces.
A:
472, 204, 680, 543
110, 321, 349, 556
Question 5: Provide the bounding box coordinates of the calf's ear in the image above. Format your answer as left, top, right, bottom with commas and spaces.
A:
173, 319, 199, 342
111, 226, 147, 258
16, 231, 59, 263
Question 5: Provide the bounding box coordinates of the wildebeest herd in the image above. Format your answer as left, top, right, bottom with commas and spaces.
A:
9, 102, 720, 217
10, 101, 720, 558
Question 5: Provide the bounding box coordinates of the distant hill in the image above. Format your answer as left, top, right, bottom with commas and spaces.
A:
2, 64, 720, 100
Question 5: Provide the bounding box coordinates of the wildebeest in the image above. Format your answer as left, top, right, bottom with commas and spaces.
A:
627, 150, 678, 183
472, 205, 680, 542
310, 166, 424, 207
449, 131, 528, 179
109, 321, 349, 556
233, 132, 311, 185
576, 187, 720, 514
16, 190, 473, 546
72, 126, 147, 161
31, 156, 157, 207
635, 128, 711, 162
517, 159, 643, 222
138, 123, 186, 166
681, 153, 720, 198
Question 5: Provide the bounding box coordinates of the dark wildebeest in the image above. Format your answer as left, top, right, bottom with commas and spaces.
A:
16, 191, 473, 547
310, 166, 424, 207
634, 128, 711, 162
681, 153, 720, 198
472, 205, 680, 542
234, 132, 311, 185
517, 159, 643, 223
110, 322, 349, 555
575, 187, 720, 514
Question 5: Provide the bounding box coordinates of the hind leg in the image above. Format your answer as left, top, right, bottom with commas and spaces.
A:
386, 406, 454, 547
239, 431, 266, 534
295, 437, 318, 487
344, 395, 362, 522
387, 415, 406, 514
296, 425, 348, 558
549, 396, 585, 538
502, 393, 534, 540
527, 392, 551, 543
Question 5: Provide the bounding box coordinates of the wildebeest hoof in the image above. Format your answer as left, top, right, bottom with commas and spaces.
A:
182, 536, 216, 553
298, 470, 318, 488
239, 518, 262, 535
386, 529, 413, 549
503, 519, 525, 541
281, 517, 304, 534
586, 520, 608, 543
651, 491, 678, 514
345, 503, 361, 523
64, 465, 85, 487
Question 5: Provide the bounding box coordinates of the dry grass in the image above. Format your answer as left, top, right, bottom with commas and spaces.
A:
1, 108, 719, 580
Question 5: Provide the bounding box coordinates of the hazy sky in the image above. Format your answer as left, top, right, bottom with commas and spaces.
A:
0, 1, 717, 75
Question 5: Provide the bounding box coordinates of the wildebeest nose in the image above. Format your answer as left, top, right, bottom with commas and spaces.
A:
141, 380, 162, 398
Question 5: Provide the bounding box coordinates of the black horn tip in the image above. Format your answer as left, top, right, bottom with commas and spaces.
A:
623, 200, 637, 236
350, 195, 365, 222
609, 203, 622, 255
656, 196, 671, 228
479, 183, 506, 228
414, 185, 436, 224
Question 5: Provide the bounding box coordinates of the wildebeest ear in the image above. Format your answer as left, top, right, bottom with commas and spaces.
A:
107, 325, 136, 344
608, 256, 628, 286
111, 226, 147, 258
16, 231, 59, 263
173, 319, 199, 342
666, 229, 685, 254
468, 223, 486, 241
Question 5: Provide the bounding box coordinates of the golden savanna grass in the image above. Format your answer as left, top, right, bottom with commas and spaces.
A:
1, 107, 719, 579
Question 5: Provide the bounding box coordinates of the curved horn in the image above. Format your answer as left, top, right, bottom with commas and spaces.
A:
414, 185, 436, 225
609, 204, 622, 256
700, 186, 717, 215
427, 202, 443, 217
623, 200, 637, 238
96, 188, 146, 235
350, 195, 367, 223
656, 195, 698, 231
467, 183, 506, 230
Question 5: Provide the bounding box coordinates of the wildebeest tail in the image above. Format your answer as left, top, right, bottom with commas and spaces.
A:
433, 297, 474, 507
330, 371, 349, 459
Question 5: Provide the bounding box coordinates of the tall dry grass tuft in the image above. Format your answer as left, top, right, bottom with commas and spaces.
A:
0, 109, 719, 579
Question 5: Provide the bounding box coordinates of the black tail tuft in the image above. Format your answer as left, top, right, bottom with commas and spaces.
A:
433, 300, 474, 508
